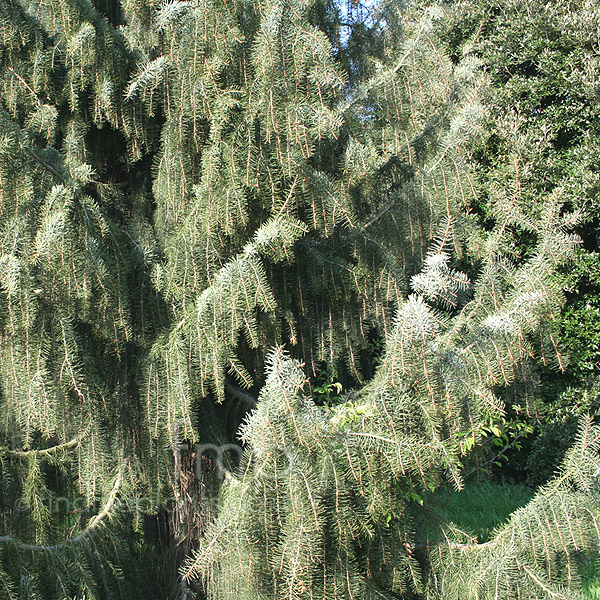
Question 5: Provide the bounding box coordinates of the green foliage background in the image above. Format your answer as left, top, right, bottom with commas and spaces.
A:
438, 0, 600, 485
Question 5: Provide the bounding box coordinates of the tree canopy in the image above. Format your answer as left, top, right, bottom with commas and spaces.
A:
0, 0, 598, 599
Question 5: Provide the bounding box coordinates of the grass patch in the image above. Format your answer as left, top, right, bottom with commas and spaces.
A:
583, 558, 600, 600
426, 480, 534, 542
423, 480, 600, 598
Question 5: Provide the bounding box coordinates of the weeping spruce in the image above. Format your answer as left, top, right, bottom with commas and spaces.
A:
0, 0, 597, 598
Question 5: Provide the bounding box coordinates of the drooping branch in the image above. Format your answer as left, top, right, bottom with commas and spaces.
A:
3, 423, 92, 459
4, 435, 82, 459
0, 467, 124, 551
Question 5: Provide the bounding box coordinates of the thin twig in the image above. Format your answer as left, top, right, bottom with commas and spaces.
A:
225, 382, 257, 408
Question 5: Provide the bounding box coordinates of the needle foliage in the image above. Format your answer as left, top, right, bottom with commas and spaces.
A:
0, 0, 597, 599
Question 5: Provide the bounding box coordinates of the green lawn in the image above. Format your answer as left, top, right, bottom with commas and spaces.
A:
424, 480, 600, 597
583, 559, 600, 600
427, 480, 534, 542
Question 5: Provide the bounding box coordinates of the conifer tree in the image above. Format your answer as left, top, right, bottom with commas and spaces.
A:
0, 0, 597, 599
